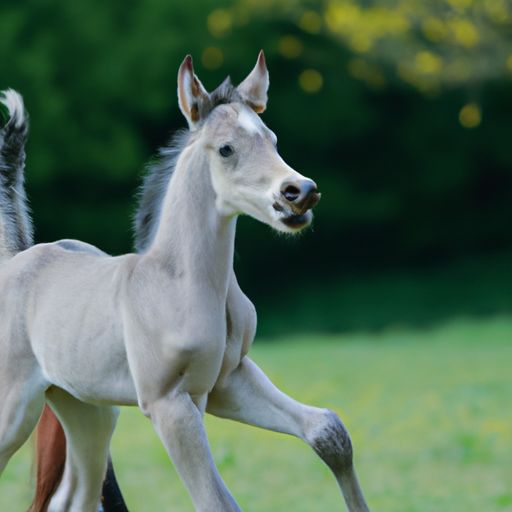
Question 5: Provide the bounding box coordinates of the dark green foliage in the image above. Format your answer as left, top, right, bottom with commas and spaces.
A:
0, 1, 510, 332
0, 101, 8, 127
256, 250, 512, 336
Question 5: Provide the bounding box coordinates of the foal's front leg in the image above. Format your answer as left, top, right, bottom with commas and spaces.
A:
207, 357, 370, 512
145, 392, 241, 512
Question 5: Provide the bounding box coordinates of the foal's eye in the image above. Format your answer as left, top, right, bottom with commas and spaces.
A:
219, 145, 234, 158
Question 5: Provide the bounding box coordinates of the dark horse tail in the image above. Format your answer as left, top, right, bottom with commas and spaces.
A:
0, 89, 32, 259
0, 90, 127, 512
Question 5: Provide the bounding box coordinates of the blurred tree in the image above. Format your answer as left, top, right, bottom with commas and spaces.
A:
0, 0, 511, 315
234, 0, 512, 95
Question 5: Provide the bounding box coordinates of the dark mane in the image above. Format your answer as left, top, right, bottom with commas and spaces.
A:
133, 76, 242, 252
133, 129, 190, 252
0, 90, 32, 256
208, 76, 244, 114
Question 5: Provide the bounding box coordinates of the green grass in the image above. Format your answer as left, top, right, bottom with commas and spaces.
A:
1, 316, 511, 511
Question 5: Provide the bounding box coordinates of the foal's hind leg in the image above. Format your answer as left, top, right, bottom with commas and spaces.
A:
208, 357, 370, 512
45, 387, 119, 512
0, 371, 46, 474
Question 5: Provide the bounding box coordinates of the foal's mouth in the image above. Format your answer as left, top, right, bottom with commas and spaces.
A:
272, 200, 317, 230
281, 212, 311, 228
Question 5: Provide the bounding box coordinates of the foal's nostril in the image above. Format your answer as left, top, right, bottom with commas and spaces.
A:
282, 185, 301, 202
280, 179, 320, 214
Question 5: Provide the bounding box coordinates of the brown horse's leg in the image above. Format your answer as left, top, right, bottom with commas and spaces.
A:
29, 405, 129, 512
28, 405, 66, 512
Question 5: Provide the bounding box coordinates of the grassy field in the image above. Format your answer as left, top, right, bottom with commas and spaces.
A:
1, 316, 511, 511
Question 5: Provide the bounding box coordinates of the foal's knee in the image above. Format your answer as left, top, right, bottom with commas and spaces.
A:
306, 409, 353, 473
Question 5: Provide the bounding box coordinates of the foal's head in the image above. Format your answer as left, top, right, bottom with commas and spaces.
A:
177, 51, 320, 233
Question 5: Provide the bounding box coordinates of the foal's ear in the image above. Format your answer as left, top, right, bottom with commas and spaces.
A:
237, 50, 269, 114
177, 55, 210, 129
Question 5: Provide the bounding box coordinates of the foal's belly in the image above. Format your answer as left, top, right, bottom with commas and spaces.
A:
34, 327, 139, 406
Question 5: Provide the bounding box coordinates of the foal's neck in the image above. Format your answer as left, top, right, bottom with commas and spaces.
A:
147, 142, 236, 298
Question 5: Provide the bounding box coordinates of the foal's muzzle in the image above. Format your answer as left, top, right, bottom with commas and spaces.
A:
280, 179, 321, 215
